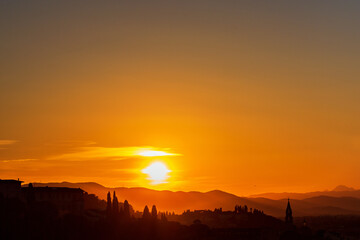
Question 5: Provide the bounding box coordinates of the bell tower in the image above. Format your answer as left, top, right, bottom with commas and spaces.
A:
285, 198, 293, 224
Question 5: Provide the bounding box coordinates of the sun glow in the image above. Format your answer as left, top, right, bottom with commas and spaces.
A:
137, 150, 175, 157
136, 148, 179, 157
142, 162, 171, 184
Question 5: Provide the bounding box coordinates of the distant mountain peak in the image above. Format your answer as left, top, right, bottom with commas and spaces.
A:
332, 185, 355, 192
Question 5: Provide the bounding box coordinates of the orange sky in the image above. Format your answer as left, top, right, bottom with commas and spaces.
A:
1, 1, 360, 196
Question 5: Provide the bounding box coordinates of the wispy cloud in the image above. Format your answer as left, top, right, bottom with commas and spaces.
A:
49, 146, 180, 161
0, 158, 36, 163
0, 140, 17, 146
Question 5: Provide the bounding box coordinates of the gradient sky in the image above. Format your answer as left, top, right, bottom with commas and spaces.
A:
1, 0, 360, 196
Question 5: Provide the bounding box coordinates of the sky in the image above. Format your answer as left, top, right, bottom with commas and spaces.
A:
1, 0, 360, 196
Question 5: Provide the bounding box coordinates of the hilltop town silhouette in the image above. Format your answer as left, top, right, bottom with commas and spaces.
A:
2, 178, 359, 240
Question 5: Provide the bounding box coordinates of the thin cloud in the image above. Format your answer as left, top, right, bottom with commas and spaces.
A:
0, 158, 36, 163
49, 146, 180, 161
0, 140, 17, 146
44, 140, 97, 147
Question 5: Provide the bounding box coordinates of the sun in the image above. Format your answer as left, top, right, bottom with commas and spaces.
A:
142, 161, 171, 184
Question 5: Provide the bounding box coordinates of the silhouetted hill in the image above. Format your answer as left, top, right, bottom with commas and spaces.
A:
333, 185, 356, 192
249, 185, 360, 200
24, 182, 360, 217
302, 196, 360, 212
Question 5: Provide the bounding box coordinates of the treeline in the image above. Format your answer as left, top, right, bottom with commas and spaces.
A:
234, 204, 264, 215
105, 191, 168, 222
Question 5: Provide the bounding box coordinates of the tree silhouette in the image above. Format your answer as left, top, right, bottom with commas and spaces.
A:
151, 205, 158, 219
123, 199, 130, 219
143, 205, 150, 219
112, 191, 119, 214
244, 205, 248, 213
106, 191, 112, 216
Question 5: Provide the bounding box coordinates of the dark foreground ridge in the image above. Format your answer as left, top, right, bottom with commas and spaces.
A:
24, 181, 360, 217
1, 179, 360, 239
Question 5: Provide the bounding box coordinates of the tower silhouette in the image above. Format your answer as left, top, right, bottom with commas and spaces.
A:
285, 198, 293, 224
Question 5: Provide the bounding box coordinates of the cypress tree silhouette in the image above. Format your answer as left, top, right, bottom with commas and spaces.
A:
151, 205, 158, 220
143, 205, 150, 219
112, 191, 119, 214
123, 200, 130, 219
106, 191, 112, 216
244, 205, 248, 213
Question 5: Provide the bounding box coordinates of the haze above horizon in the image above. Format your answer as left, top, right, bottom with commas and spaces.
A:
1, 0, 360, 196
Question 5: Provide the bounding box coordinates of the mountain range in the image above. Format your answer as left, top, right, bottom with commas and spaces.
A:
249, 185, 360, 200
24, 182, 360, 218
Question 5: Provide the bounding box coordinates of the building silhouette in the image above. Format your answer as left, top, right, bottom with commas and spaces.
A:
0, 179, 85, 215
285, 198, 293, 224
0, 179, 23, 199
22, 184, 85, 214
